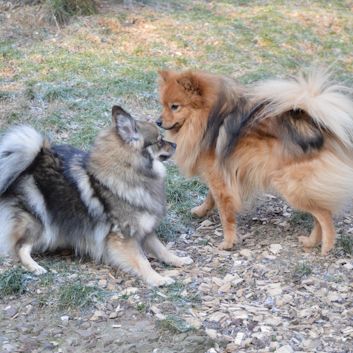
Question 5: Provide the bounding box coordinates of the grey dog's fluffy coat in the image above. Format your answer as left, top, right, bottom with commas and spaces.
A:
0, 106, 192, 286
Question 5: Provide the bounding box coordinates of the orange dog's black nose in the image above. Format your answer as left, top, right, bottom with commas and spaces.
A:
156, 118, 162, 127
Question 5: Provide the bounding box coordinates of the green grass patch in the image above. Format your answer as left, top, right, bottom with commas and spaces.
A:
289, 211, 313, 230
158, 314, 192, 333
165, 164, 207, 222
38, 272, 55, 287
336, 235, 353, 256
151, 281, 201, 306
292, 262, 312, 282
0, 268, 27, 296
136, 302, 147, 312
46, 0, 97, 25
157, 164, 207, 241
58, 282, 103, 310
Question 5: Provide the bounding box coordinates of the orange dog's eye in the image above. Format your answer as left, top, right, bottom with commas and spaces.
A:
170, 104, 180, 112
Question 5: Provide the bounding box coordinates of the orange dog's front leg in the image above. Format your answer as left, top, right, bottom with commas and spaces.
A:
206, 172, 240, 250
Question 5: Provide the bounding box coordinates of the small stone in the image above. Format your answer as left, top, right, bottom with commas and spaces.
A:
212, 277, 224, 287
264, 316, 282, 327
231, 311, 248, 320
90, 310, 106, 321
266, 283, 282, 296
327, 292, 341, 302
218, 282, 231, 293
199, 220, 213, 228
239, 249, 252, 258
60, 315, 69, 325
24, 304, 33, 315
2, 343, 16, 352
269, 244, 282, 255
208, 311, 227, 323
4, 306, 17, 318
205, 329, 218, 340
206, 349, 218, 353
109, 312, 118, 319
343, 263, 353, 270
155, 313, 166, 320
121, 287, 138, 296
234, 332, 245, 345
150, 305, 166, 320
198, 283, 211, 292
276, 344, 293, 353
226, 343, 238, 352
98, 279, 107, 288
185, 317, 202, 329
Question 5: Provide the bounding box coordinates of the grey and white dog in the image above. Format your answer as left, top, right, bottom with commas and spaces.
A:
0, 106, 192, 286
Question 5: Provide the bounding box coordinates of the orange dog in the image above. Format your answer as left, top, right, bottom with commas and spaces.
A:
157, 69, 353, 255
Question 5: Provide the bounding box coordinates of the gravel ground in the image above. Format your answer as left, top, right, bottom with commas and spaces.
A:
1, 196, 352, 353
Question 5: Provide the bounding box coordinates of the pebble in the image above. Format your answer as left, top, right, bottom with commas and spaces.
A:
270, 243, 282, 254
121, 287, 138, 295
234, 332, 245, 345
239, 249, 252, 258
98, 279, 107, 288
3, 307, 17, 318
266, 283, 283, 296
109, 312, 118, 319
185, 317, 202, 329
60, 315, 69, 325
2, 343, 16, 352
89, 310, 106, 321
205, 329, 218, 340
276, 345, 293, 353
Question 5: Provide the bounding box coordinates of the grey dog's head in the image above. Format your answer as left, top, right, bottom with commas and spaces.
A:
111, 105, 176, 161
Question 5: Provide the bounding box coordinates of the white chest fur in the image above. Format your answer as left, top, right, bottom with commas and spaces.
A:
152, 160, 166, 179
138, 212, 157, 235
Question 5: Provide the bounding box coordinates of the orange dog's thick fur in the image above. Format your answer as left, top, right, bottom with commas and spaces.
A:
158, 69, 353, 255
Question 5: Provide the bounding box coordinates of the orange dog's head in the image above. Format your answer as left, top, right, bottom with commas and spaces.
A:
156, 70, 243, 176
157, 70, 217, 135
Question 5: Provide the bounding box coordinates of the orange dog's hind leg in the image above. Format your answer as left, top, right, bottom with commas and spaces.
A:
191, 191, 215, 218
312, 209, 336, 256
298, 210, 335, 256
298, 219, 322, 249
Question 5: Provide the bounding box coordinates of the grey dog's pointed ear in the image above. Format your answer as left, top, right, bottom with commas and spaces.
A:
111, 105, 141, 145
112, 105, 130, 123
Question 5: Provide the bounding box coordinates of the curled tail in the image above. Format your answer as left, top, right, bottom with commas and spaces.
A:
0, 125, 45, 194
250, 68, 353, 147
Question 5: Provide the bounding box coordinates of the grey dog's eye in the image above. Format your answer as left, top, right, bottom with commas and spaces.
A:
170, 104, 179, 111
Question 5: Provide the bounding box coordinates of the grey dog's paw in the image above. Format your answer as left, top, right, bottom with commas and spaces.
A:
26, 263, 47, 275
148, 275, 175, 287
169, 255, 193, 267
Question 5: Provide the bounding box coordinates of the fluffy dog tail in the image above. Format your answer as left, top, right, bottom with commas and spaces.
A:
251, 68, 353, 147
0, 125, 45, 194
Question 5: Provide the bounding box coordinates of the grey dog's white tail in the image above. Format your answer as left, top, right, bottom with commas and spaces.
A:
0, 125, 45, 194
251, 68, 353, 147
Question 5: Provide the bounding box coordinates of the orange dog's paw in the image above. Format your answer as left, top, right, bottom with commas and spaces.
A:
191, 205, 208, 218
218, 240, 235, 251
321, 244, 334, 256
298, 235, 317, 249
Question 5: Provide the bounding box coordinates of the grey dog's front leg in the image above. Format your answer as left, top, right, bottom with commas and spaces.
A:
144, 233, 193, 267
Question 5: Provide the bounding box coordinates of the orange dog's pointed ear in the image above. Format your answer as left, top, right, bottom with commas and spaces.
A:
176, 73, 202, 96
158, 70, 171, 82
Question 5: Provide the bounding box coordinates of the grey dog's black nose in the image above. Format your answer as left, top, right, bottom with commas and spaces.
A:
156, 118, 162, 127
